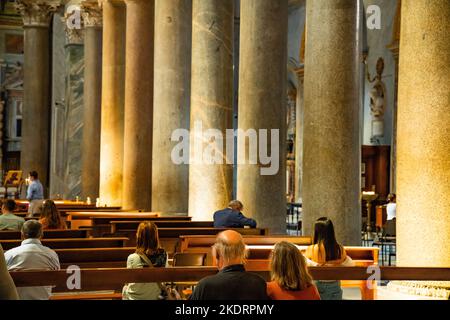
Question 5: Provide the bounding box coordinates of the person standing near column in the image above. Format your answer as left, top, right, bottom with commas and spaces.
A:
26, 171, 44, 217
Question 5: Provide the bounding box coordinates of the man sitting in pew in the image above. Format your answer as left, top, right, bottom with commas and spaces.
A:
213, 200, 257, 228
4, 220, 60, 300
190, 230, 268, 300
0, 200, 25, 231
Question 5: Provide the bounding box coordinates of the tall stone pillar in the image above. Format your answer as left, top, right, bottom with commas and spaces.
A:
99, 0, 126, 207
396, 0, 450, 267
152, 0, 192, 213
62, 6, 84, 199
81, 0, 103, 200
302, 0, 361, 245
121, 0, 154, 211
16, 0, 60, 192
387, 0, 401, 194
237, 0, 288, 234
294, 67, 304, 203
189, 0, 234, 220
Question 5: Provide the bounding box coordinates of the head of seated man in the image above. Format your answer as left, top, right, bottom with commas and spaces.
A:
213, 200, 257, 228
213, 229, 247, 269
189, 230, 268, 300
21, 219, 43, 241
0, 199, 25, 231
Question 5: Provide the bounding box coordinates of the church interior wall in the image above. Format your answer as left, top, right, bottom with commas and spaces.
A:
362, 0, 397, 146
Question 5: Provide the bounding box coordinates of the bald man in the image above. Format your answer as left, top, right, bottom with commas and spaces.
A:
190, 230, 268, 300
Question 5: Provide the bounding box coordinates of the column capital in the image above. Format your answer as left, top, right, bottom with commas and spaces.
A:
81, 0, 103, 28
15, 0, 61, 28
62, 5, 84, 45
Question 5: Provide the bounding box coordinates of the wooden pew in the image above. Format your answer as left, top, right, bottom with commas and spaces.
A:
9, 266, 450, 300
67, 211, 191, 234
14, 200, 115, 213
0, 237, 128, 250
179, 235, 378, 299
55, 247, 134, 268
0, 229, 91, 240
179, 235, 313, 253
114, 227, 269, 248
110, 220, 214, 233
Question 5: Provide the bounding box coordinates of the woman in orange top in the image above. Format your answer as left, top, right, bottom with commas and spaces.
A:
39, 200, 67, 230
304, 217, 354, 300
267, 241, 320, 300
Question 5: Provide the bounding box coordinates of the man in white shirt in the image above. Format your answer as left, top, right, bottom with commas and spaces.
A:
386, 193, 397, 221
4, 220, 60, 300
0, 199, 25, 231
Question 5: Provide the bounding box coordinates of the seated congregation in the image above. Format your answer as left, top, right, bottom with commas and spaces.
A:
0, 199, 358, 301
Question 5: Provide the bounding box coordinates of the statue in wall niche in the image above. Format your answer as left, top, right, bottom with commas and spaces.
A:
369, 83, 385, 118
1, 62, 24, 90
366, 57, 387, 139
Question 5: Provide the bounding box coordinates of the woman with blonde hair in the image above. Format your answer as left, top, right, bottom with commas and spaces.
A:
39, 200, 67, 230
122, 221, 168, 300
267, 241, 320, 300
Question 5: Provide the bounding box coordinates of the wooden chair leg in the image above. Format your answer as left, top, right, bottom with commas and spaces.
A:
360, 281, 377, 300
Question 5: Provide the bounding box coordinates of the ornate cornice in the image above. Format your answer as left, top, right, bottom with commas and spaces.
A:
15, 0, 61, 28
62, 5, 84, 45
81, 0, 103, 28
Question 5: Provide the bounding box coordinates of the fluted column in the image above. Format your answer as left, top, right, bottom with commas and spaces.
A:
152, 0, 192, 213
396, 0, 450, 267
15, 0, 61, 192
122, 0, 154, 211
237, 0, 288, 234
81, 1, 103, 200
302, 0, 361, 245
189, 0, 234, 220
99, 0, 126, 207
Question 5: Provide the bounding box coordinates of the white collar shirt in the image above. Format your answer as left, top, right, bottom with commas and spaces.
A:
4, 238, 60, 300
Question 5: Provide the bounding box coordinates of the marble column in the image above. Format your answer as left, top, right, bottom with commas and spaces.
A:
294, 67, 304, 203
302, 0, 361, 245
237, 0, 288, 234
387, 0, 401, 194
396, 0, 450, 267
15, 0, 60, 192
81, 1, 103, 200
152, 0, 192, 213
122, 0, 154, 211
99, 0, 126, 207
189, 0, 234, 220
63, 8, 84, 200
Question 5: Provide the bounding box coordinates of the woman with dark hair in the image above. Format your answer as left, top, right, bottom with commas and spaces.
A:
39, 200, 67, 230
122, 221, 168, 300
305, 217, 354, 300
267, 241, 320, 300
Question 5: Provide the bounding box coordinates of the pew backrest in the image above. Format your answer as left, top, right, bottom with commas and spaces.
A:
55, 247, 134, 268
0, 229, 91, 240
111, 220, 214, 233
0, 237, 128, 250
179, 235, 313, 252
